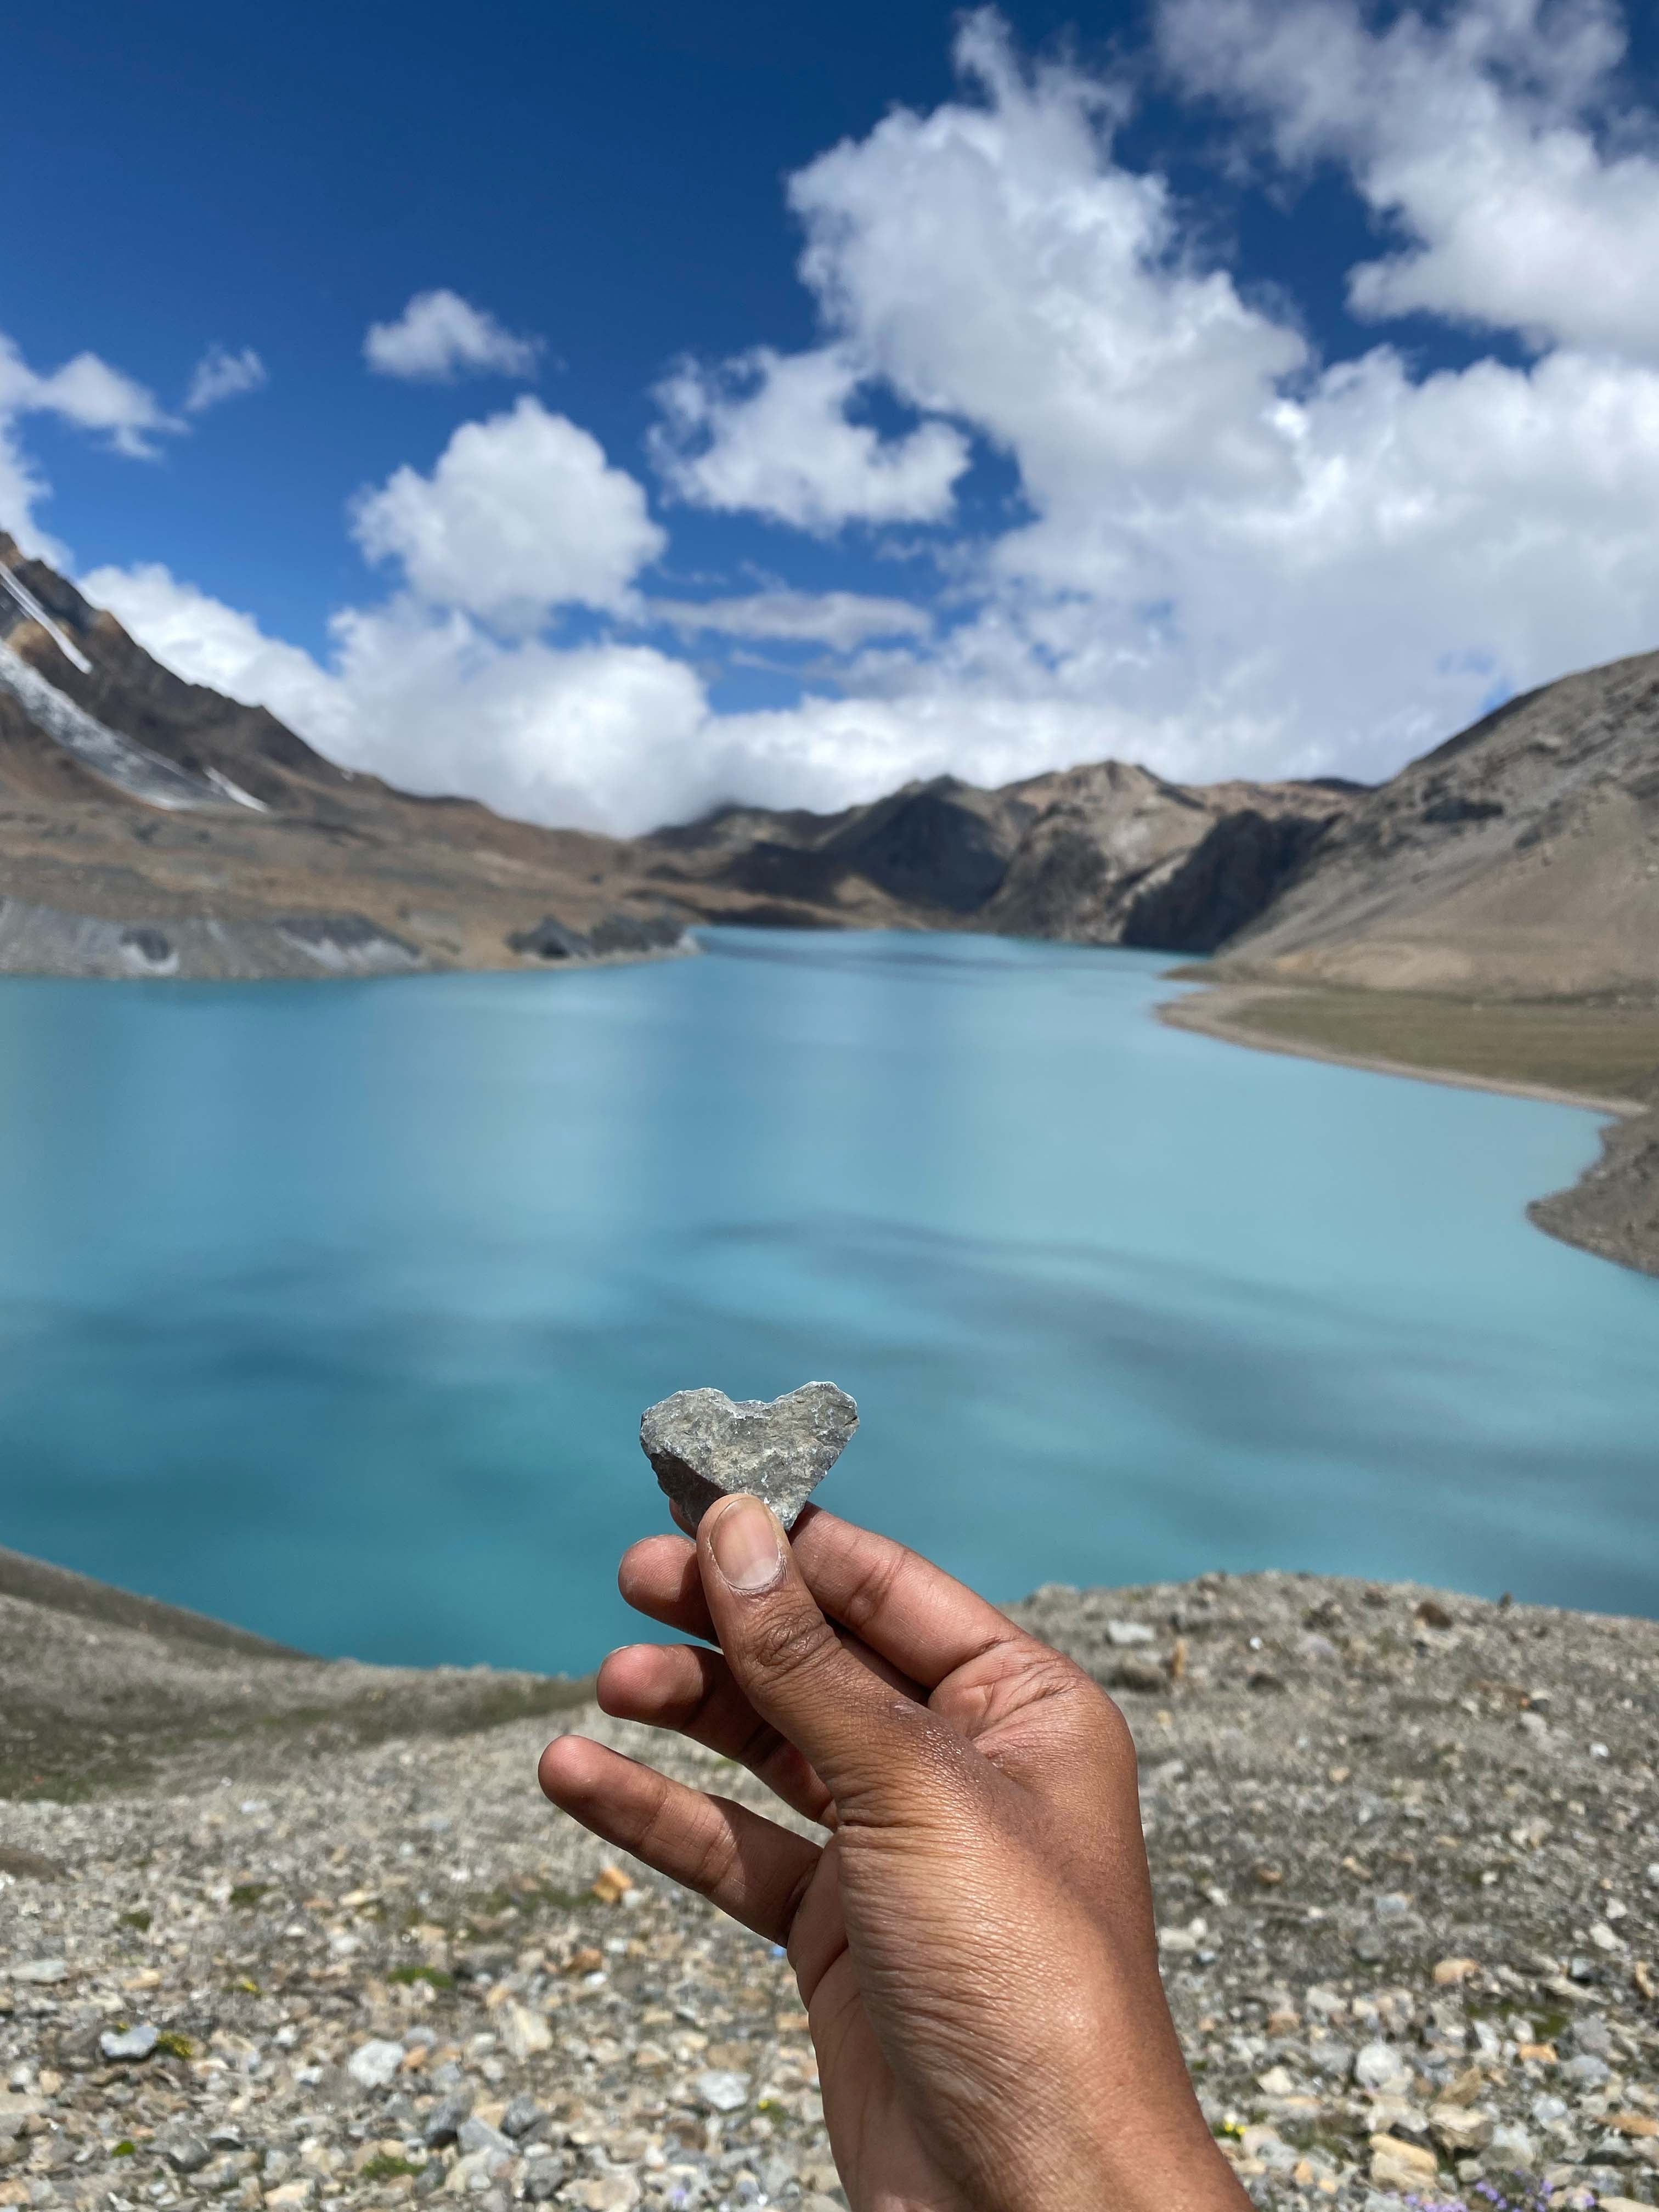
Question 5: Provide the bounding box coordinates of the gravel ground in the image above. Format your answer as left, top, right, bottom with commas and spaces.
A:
1, 1566, 1655, 2212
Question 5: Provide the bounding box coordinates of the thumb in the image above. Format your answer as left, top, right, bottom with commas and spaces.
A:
697, 1493, 956, 1822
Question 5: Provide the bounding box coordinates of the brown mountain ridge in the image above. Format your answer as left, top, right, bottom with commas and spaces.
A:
0, 535, 1359, 975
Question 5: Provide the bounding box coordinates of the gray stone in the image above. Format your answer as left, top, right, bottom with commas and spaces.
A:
1561, 2051, 1611, 2088
500, 2094, 541, 2140
522, 2163, 569, 2204
422, 2087, 475, 2146
157, 2131, 212, 2175
99, 2023, 159, 2061
1488, 2120, 1537, 2171
458, 2117, 514, 2158
640, 1381, 858, 1532
8, 1959, 67, 1984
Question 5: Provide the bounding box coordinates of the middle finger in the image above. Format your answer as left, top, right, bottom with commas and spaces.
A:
597, 1641, 835, 1827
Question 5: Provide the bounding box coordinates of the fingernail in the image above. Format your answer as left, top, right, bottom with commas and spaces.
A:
709, 1494, 786, 1594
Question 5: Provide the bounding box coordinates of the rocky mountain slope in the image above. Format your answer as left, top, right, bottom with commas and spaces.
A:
1, 1551, 1655, 2212
640, 761, 1359, 953
7, 533, 1657, 1012
1216, 651, 1659, 1000
0, 540, 704, 981
0, 538, 1362, 977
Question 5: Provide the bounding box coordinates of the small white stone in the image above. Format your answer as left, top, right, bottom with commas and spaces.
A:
500, 2002, 552, 2062
1354, 2040, 1410, 2092
694, 2068, 750, 2113
346, 2039, 405, 2089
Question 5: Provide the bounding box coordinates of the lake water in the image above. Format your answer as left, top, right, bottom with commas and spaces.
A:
1, 928, 1655, 1672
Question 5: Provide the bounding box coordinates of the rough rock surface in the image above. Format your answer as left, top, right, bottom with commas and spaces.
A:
1529, 1076, 1659, 1279
1218, 648, 1659, 999
639, 1387, 857, 1533
2, 1556, 1655, 2212
0, 542, 735, 983
644, 766, 1356, 953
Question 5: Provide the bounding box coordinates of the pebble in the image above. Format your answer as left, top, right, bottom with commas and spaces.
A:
98, 2022, 159, 2061
693, 2069, 751, 2113
346, 2037, 405, 2089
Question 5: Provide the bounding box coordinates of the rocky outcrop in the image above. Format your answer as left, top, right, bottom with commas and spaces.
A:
0, 898, 425, 980
646, 764, 1356, 950
1119, 805, 1345, 955
1529, 1079, 1659, 1276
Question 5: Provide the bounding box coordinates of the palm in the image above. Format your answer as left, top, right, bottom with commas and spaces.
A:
794, 1851, 966, 2212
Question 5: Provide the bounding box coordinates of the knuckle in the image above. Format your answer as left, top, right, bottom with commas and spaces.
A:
834, 1543, 909, 1639
742, 1599, 839, 1687
687, 1811, 741, 1900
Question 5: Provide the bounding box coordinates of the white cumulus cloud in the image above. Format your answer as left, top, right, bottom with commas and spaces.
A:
0, 328, 181, 554
639, 4, 1659, 794
84, 560, 712, 833
56, 5, 1659, 836
184, 345, 268, 414
653, 346, 971, 529
364, 290, 543, 381
350, 396, 667, 625
1159, 0, 1659, 360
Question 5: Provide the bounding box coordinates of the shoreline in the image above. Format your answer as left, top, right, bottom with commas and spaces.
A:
2, 1551, 1655, 2212
1156, 980, 1644, 1116
1159, 977, 1659, 1280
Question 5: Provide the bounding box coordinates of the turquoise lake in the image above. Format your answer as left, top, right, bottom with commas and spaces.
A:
1, 928, 1655, 1672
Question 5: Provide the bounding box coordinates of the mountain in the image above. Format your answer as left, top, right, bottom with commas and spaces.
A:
1215, 649, 1659, 997
0, 537, 1364, 977
639, 760, 1360, 952
7, 534, 1655, 1000
0, 537, 698, 979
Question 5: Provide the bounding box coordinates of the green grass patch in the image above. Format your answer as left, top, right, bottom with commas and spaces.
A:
1204, 988, 1659, 1103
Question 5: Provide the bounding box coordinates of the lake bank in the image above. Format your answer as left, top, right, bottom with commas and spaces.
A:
1159, 975, 1659, 1280
2, 1550, 1655, 2212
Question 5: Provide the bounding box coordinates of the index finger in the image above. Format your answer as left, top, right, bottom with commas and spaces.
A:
624, 1505, 1026, 1694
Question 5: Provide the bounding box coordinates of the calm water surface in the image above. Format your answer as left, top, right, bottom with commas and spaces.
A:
1, 929, 1654, 1669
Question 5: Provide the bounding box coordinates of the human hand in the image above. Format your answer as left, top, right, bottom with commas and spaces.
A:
538, 1498, 1247, 2212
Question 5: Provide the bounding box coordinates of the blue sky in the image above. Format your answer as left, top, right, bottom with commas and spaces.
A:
5, 0, 1659, 831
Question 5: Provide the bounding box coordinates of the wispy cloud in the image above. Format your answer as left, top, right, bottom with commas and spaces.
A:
650, 590, 930, 651
184, 344, 267, 414
364, 290, 542, 381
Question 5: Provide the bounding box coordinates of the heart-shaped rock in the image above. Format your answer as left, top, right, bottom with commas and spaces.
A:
640, 1381, 858, 1532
